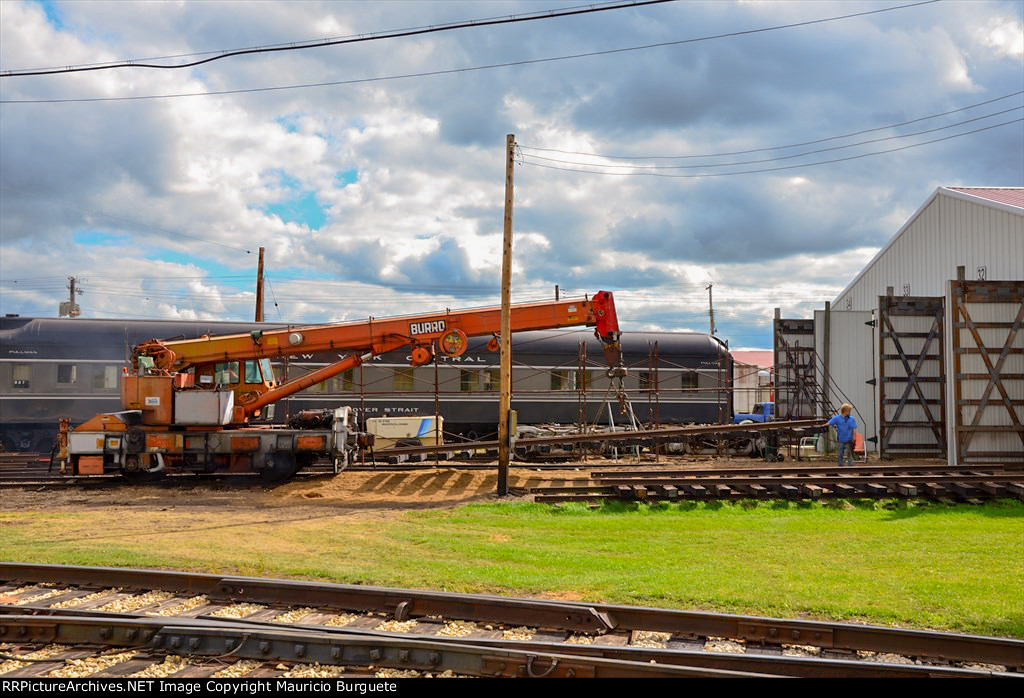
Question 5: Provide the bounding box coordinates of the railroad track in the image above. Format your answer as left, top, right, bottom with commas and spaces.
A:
0, 452, 340, 488
0, 564, 1021, 678
530, 463, 1024, 503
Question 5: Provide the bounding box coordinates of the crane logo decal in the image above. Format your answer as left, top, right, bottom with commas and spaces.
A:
410, 320, 446, 336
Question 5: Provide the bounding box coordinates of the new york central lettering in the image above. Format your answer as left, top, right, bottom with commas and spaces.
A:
409, 320, 446, 335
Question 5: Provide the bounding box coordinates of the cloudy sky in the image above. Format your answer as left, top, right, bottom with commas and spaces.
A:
0, 0, 1021, 349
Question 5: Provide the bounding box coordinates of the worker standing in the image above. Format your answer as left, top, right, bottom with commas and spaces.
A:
826, 404, 858, 466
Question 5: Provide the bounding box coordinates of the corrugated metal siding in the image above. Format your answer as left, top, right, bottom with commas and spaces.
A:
836, 193, 1024, 312
733, 361, 760, 414
814, 309, 877, 451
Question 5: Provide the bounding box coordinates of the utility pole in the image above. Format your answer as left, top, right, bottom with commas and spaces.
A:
498, 134, 516, 496
255, 246, 265, 322
706, 283, 716, 336
554, 284, 559, 301
59, 276, 82, 317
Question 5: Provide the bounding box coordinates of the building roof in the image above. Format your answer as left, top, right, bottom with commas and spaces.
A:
731, 350, 773, 368
946, 187, 1024, 209
833, 186, 1024, 305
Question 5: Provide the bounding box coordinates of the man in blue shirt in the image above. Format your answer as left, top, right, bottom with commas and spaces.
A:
827, 404, 858, 466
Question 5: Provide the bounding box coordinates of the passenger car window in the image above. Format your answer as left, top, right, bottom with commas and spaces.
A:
682, 370, 698, 389
550, 370, 571, 390
460, 369, 479, 392
484, 369, 500, 391
92, 365, 119, 390
12, 363, 30, 389
395, 368, 415, 392
57, 364, 77, 384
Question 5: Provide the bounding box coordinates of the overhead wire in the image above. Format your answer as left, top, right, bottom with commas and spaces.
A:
521, 105, 1024, 170
518, 90, 1024, 159
519, 118, 1024, 178
1, 1, 676, 76
0, 1, 940, 104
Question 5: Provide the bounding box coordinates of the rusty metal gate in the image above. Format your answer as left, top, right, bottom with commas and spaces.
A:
773, 317, 818, 420
878, 296, 946, 459
950, 279, 1024, 464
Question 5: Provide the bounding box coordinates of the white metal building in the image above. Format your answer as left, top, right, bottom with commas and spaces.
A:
834, 187, 1024, 311
809, 187, 1023, 462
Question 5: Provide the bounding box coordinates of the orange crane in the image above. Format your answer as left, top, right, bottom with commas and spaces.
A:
61, 292, 621, 480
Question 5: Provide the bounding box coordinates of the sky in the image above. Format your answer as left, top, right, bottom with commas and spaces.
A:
0, 0, 1021, 349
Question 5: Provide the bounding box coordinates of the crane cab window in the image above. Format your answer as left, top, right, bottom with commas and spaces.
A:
215, 362, 240, 385
259, 358, 275, 384
244, 361, 263, 384
12, 363, 30, 389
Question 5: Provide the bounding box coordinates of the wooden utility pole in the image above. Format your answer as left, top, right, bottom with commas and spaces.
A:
498, 134, 516, 496
706, 283, 716, 336
255, 247, 265, 322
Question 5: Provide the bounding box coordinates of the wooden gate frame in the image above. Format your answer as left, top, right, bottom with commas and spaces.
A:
877, 296, 946, 459
951, 279, 1024, 463
773, 318, 818, 420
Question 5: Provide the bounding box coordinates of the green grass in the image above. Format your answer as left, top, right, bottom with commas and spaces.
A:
2, 498, 1022, 637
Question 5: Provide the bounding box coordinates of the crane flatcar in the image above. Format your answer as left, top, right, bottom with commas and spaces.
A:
0, 315, 731, 453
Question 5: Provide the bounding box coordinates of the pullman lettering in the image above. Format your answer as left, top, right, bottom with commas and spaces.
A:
410, 320, 446, 336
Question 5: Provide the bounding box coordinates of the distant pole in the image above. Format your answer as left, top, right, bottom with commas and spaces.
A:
706, 283, 716, 336
554, 284, 559, 301
498, 134, 516, 496
255, 246, 266, 322
59, 276, 82, 317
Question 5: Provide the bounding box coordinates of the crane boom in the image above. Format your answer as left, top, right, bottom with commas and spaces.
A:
134, 292, 619, 372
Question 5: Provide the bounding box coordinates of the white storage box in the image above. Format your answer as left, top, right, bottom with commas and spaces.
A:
174, 390, 234, 425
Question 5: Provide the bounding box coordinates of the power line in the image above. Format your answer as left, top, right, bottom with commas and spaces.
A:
0, 1, 939, 104
522, 105, 1023, 169
1, 1, 674, 77
519, 118, 1024, 178
518, 90, 1024, 160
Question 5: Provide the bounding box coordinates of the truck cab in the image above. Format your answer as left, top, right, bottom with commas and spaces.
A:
734, 401, 774, 424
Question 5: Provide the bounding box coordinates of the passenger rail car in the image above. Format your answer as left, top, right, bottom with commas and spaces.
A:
0, 316, 732, 452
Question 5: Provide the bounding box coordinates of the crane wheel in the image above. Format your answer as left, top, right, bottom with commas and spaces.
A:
261, 453, 300, 483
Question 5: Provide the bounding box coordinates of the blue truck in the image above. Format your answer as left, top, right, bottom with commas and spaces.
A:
733, 401, 775, 423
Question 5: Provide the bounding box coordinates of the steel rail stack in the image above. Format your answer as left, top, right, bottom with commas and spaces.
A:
530, 463, 1024, 503
0, 564, 1021, 678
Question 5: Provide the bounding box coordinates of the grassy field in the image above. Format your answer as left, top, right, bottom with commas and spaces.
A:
2, 498, 1022, 637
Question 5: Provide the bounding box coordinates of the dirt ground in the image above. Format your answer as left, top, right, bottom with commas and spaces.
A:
0, 452, 910, 517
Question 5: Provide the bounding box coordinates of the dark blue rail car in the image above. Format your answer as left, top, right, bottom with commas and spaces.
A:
0, 316, 732, 451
